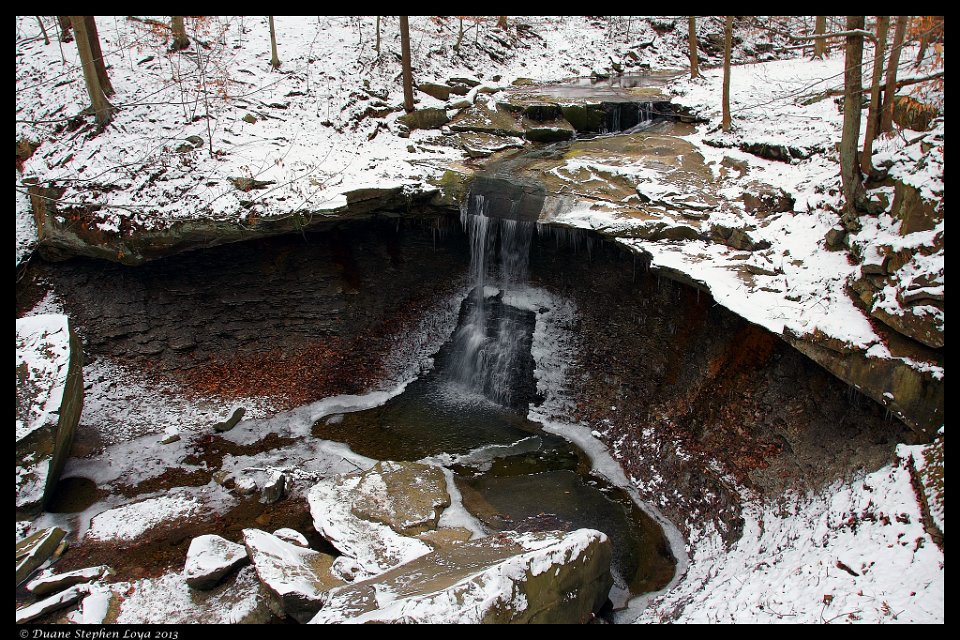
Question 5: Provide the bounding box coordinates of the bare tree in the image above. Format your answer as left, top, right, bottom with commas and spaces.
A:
375, 16, 381, 56
83, 16, 114, 97
840, 16, 866, 226
400, 16, 414, 112
880, 16, 909, 133
57, 16, 73, 43
722, 16, 733, 132
813, 16, 827, 59
268, 16, 281, 70
861, 16, 890, 176
688, 17, 699, 79
170, 16, 190, 51
71, 15, 115, 128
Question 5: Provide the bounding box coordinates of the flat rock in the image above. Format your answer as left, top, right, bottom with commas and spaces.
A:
456, 131, 524, 158
310, 529, 613, 624
242, 528, 343, 623
184, 535, 249, 590
308, 463, 435, 575
350, 461, 450, 536
450, 103, 524, 137
522, 117, 576, 143
27, 565, 112, 597
16, 584, 90, 623
105, 565, 281, 624
16, 315, 84, 516
17, 527, 67, 586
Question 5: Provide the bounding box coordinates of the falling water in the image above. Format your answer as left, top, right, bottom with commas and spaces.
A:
450, 193, 535, 406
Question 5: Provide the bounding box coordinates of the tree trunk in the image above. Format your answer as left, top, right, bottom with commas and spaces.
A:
375, 16, 381, 56
58, 16, 73, 42
71, 15, 114, 128
813, 16, 827, 59
840, 16, 866, 226
400, 16, 414, 113
268, 16, 281, 70
915, 17, 930, 64
83, 16, 114, 97
497, 16, 508, 30
861, 17, 889, 176
455, 17, 464, 52
688, 16, 699, 79
170, 16, 190, 51
36, 17, 50, 45
721, 16, 733, 132
880, 16, 909, 133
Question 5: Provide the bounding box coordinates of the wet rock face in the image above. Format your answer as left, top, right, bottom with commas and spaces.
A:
18, 220, 470, 407
528, 233, 907, 543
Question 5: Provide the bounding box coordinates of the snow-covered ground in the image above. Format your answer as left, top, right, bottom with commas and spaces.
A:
16, 17, 943, 624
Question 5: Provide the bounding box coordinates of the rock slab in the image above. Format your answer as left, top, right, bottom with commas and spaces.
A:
184, 534, 249, 590
310, 529, 613, 624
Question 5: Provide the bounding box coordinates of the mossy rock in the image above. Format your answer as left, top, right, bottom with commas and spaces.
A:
397, 107, 450, 131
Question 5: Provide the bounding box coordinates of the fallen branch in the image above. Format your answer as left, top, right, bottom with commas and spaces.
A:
791, 29, 876, 43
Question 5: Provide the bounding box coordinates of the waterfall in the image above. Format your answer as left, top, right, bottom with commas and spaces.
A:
450, 193, 535, 407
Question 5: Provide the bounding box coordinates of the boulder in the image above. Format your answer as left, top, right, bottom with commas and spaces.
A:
522, 117, 576, 143
308, 462, 437, 575
105, 566, 281, 624
450, 103, 524, 137
16, 315, 84, 516
16, 527, 67, 586
259, 471, 286, 504
242, 528, 343, 623
27, 565, 112, 597
272, 528, 309, 547
891, 180, 942, 235
310, 529, 613, 624
456, 131, 524, 158
741, 183, 795, 215
417, 82, 452, 101
397, 107, 450, 131
350, 461, 451, 536
184, 535, 249, 590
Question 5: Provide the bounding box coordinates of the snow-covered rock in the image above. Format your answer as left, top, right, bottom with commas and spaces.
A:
16, 527, 66, 586
308, 462, 440, 575
16, 314, 83, 515
184, 535, 248, 590
26, 565, 112, 597
311, 529, 613, 624
272, 528, 309, 548
16, 583, 90, 623
106, 566, 281, 624
86, 494, 203, 542
242, 528, 343, 623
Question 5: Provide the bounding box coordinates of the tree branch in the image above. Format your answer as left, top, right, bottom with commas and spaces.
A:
791, 29, 876, 43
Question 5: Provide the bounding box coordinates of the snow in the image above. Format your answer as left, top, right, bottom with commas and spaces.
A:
110, 565, 274, 624
638, 452, 944, 624
16, 314, 72, 443
85, 494, 203, 542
